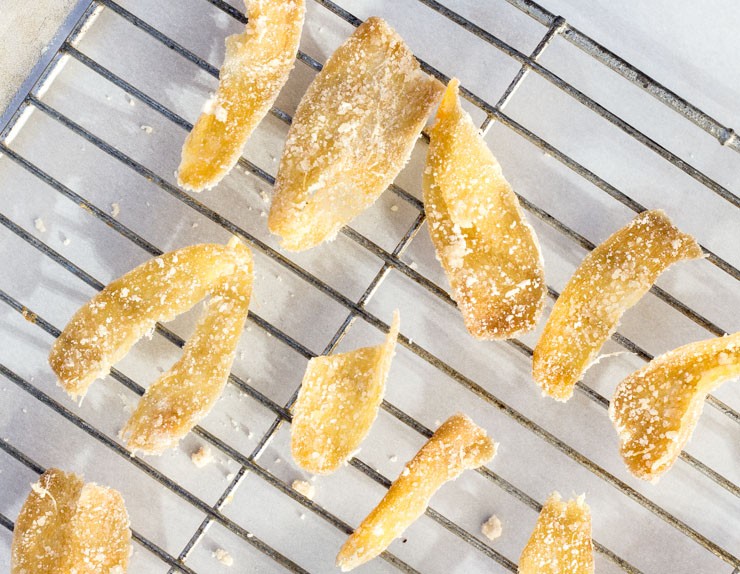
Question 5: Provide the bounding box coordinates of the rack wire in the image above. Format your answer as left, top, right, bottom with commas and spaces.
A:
0, 0, 738, 572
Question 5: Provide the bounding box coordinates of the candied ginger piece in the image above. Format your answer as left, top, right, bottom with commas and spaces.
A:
178, 0, 305, 191
424, 79, 546, 339
518, 492, 593, 574
11, 468, 131, 574
49, 238, 253, 454
533, 209, 702, 401
336, 413, 496, 571
268, 17, 444, 251
610, 331, 740, 481
291, 311, 399, 474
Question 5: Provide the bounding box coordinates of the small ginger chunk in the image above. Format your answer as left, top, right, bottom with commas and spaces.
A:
11, 468, 131, 574
336, 413, 496, 571
291, 311, 399, 474
519, 493, 593, 574
424, 79, 546, 339
533, 209, 702, 401
49, 238, 253, 454
191, 445, 214, 468
268, 17, 444, 251
481, 514, 503, 541
213, 548, 234, 566
178, 0, 305, 191
610, 331, 740, 481
291, 479, 316, 500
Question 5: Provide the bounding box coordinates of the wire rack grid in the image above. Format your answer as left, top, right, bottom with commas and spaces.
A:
0, 0, 738, 573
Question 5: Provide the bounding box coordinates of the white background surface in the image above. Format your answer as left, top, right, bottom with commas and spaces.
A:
0, 0, 78, 114
0, 1, 738, 573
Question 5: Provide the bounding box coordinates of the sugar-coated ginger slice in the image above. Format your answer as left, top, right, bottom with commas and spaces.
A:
610, 331, 740, 481
424, 79, 546, 339
533, 209, 702, 401
518, 492, 594, 574
49, 238, 253, 454
11, 468, 131, 574
177, 0, 305, 191
268, 17, 444, 251
336, 413, 496, 571
291, 311, 400, 474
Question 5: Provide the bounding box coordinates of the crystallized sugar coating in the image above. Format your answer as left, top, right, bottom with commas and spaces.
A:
291, 311, 399, 474
268, 17, 444, 251
610, 331, 740, 481
49, 238, 254, 454
424, 79, 546, 340
177, 0, 305, 191
11, 468, 131, 574
518, 492, 594, 574
533, 209, 702, 401
336, 413, 496, 571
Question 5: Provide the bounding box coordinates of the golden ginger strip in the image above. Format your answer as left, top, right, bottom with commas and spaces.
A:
49, 238, 253, 454
11, 468, 131, 574
532, 210, 702, 401
336, 413, 496, 571
268, 17, 444, 251
518, 492, 594, 574
291, 311, 400, 474
424, 79, 546, 339
123, 244, 252, 453
177, 0, 305, 191
610, 331, 740, 481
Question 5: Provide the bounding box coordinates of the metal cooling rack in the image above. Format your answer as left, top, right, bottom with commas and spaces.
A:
0, 0, 738, 572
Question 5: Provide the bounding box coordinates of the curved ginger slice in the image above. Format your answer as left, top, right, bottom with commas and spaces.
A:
519, 492, 594, 574
336, 413, 496, 571
177, 0, 305, 191
533, 209, 702, 401
291, 311, 400, 474
610, 331, 740, 481
424, 79, 546, 339
49, 238, 253, 454
268, 17, 444, 251
11, 468, 131, 574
